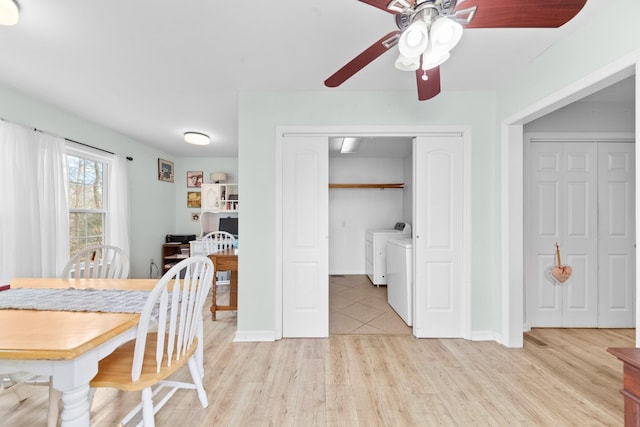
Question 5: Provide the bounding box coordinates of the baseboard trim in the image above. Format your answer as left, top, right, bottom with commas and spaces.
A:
471, 330, 500, 342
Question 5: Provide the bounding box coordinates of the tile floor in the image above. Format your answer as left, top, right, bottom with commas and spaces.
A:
329, 274, 411, 335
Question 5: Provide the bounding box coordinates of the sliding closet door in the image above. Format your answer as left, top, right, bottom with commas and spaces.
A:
413, 135, 466, 338
281, 137, 329, 337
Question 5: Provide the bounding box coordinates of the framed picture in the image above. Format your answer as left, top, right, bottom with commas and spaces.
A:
191, 212, 201, 222
187, 171, 203, 188
187, 191, 201, 208
158, 158, 174, 183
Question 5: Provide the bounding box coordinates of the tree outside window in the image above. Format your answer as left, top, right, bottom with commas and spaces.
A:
67, 154, 106, 256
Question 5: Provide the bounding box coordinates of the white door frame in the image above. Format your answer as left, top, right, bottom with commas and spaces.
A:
275, 125, 471, 340
501, 54, 639, 347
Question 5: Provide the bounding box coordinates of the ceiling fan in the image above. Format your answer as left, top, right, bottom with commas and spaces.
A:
324, 0, 588, 101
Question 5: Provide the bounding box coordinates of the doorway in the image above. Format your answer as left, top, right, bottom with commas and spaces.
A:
276, 127, 471, 340
327, 137, 413, 335
502, 64, 638, 347
525, 137, 636, 328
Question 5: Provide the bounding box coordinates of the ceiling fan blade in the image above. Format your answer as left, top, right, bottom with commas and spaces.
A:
358, 0, 414, 14
325, 31, 401, 88
457, 0, 587, 29
415, 66, 441, 101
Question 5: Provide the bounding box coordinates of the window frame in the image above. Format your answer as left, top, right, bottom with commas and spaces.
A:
65, 143, 112, 255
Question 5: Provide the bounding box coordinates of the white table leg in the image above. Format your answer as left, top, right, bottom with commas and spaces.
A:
60, 384, 91, 427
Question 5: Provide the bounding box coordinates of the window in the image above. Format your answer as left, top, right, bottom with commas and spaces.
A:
66, 148, 109, 256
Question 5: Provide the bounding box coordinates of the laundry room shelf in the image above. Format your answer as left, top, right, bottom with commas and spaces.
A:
328, 183, 404, 189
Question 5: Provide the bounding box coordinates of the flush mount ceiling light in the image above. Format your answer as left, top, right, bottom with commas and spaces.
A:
340, 137, 361, 154
184, 132, 210, 146
0, 0, 19, 26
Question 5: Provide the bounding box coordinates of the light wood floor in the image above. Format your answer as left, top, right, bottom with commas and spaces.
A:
1, 292, 634, 425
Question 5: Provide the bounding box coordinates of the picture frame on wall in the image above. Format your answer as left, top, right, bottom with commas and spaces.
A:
158, 158, 174, 183
187, 171, 203, 188
187, 191, 201, 208
191, 212, 200, 222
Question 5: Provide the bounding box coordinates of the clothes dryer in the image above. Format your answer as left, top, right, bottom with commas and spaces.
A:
386, 237, 413, 326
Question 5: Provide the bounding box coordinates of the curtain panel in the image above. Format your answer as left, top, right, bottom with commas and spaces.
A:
0, 121, 69, 283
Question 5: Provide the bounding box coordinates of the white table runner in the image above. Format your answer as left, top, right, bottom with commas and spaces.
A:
0, 288, 151, 313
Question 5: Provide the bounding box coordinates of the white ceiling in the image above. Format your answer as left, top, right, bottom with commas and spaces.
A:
0, 0, 620, 157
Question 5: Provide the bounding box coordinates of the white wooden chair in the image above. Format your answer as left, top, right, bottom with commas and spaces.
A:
89, 255, 214, 427
62, 244, 130, 279
201, 231, 235, 255
44, 244, 131, 426
201, 231, 235, 284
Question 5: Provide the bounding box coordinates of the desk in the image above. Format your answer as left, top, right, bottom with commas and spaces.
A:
0, 278, 156, 427
208, 248, 238, 320
607, 347, 640, 426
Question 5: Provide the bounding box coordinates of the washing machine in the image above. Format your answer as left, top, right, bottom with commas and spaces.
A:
386, 237, 413, 326
365, 222, 411, 286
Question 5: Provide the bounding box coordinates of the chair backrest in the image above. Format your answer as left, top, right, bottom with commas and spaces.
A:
62, 245, 130, 279
131, 256, 214, 381
201, 231, 236, 255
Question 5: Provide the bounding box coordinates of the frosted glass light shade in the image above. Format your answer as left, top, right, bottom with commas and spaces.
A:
184, 132, 210, 145
398, 20, 429, 58
430, 17, 463, 52
395, 53, 420, 71
421, 45, 450, 70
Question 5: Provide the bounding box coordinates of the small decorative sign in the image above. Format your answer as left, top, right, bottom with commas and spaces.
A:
545, 242, 572, 284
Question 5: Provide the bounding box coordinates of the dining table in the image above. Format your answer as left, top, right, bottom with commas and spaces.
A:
0, 277, 157, 427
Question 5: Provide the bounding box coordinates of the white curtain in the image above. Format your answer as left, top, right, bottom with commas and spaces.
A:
107, 155, 130, 258
0, 121, 69, 283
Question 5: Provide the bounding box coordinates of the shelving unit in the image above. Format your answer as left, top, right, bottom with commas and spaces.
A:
200, 183, 239, 237
201, 183, 239, 213
328, 183, 404, 189
162, 243, 190, 274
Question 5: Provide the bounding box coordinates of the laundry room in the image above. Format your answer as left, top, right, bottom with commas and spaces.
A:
328, 136, 414, 332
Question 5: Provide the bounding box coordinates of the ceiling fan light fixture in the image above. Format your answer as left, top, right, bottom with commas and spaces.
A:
0, 0, 19, 26
398, 20, 429, 58
430, 17, 463, 52
395, 53, 420, 71
184, 132, 210, 146
421, 45, 450, 70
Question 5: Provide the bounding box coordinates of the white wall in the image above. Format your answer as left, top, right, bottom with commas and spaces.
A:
525, 101, 635, 133
496, 0, 640, 345
238, 91, 498, 337
329, 157, 406, 275
0, 85, 237, 279
0, 85, 177, 279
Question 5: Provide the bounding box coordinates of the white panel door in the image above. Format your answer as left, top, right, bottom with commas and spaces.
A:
282, 137, 329, 337
413, 136, 465, 338
527, 142, 598, 327
598, 142, 635, 327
